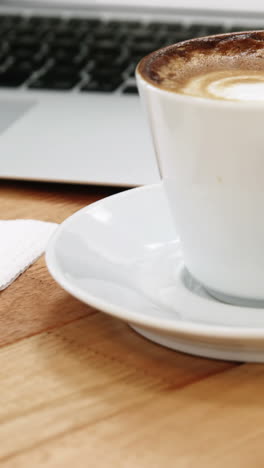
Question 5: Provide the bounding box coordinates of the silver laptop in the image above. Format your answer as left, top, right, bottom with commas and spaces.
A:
0, 0, 264, 187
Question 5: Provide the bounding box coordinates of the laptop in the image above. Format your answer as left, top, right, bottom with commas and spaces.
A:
0, 0, 264, 187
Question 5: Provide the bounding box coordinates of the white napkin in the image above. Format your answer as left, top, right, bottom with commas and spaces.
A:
0, 220, 57, 290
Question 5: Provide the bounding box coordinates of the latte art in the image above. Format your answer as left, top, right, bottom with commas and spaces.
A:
180, 70, 264, 101
138, 31, 264, 102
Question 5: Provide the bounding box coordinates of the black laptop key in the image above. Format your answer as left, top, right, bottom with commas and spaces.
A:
28, 16, 63, 29
161, 36, 175, 46
107, 20, 142, 30
90, 45, 122, 61
189, 31, 205, 38
229, 25, 259, 32
13, 34, 44, 46
0, 17, 22, 38
163, 22, 186, 32
123, 85, 138, 94
92, 41, 121, 54
0, 22, 16, 34
68, 18, 101, 29
89, 53, 114, 66
10, 49, 32, 62
129, 53, 148, 64
3, 15, 22, 23
188, 23, 206, 34
93, 30, 119, 41
0, 65, 30, 87
43, 65, 79, 80
100, 22, 122, 34
203, 24, 225, 35
11, 47, 42, 62
29, 64, 80, 89
0, 51, 8, 66
48, 47, 75, 58
10, 48, 44, 65
129, 42, 160, 55
116, 56, 130, 68
90, 50, 120, 60
80, 81, 103, 92
0, 15, 23, 26
52, 50, 80, 66
147, 22, 167, 32
129, 30, 156, 42
11, 36, 41, 47
9, 38, 42, 54
29, 76, 77, 90
14, 23, 45, 38
92, 55, 129, 71
107, 62, 130, 75
14, 61, 35, 73
51, 29, 82, 41
48, 40, 81, 54
32, 52, 50, 68
90, 68, 124, 82
162, 30, 196, 45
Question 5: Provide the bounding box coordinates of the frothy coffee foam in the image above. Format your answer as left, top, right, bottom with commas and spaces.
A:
138, 32, 264, 101
182, 70, 264, 101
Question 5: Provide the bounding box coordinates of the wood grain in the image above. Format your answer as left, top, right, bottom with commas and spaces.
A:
0, 180, 118, 223
5, 362, 264, 468
0, 180, 246, 467
0, 314, 233, 465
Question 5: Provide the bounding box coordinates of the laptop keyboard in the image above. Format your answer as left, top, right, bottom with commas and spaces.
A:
0, 13, 261, 93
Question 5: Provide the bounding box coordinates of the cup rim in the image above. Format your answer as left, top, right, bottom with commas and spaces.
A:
136, 30, 264, 109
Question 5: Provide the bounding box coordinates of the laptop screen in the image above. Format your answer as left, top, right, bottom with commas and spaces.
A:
16, 0, 264, 14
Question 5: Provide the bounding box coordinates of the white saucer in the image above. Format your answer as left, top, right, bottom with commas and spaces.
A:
46, 183, 264, 362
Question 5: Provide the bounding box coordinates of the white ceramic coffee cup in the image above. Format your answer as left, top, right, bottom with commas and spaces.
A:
136, 35, 264, 307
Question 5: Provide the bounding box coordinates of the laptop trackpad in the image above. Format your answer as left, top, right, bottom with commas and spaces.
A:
0, 100, 36, 135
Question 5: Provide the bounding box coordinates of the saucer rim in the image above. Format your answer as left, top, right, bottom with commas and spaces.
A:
45, 183, 264, 341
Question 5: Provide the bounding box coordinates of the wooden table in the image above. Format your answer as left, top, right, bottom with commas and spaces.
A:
1, 180, 264, 468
